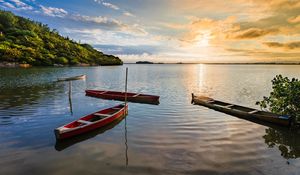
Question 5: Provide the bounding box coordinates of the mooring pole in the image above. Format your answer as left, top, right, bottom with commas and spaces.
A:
124, 67, 128, 114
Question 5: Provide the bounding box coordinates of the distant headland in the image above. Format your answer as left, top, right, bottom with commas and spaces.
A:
136, 61, 154, 64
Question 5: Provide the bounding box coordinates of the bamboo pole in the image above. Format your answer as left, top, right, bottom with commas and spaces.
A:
124, 67, 128, 114
125, 68, 128, 103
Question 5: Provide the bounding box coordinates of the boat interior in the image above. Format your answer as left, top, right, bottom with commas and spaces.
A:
208, 100, 279, 117
88, 90, 158, 98
64, 105, 125, 129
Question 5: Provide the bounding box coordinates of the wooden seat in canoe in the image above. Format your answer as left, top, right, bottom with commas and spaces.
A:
132, 94, 140, 97
77, 120, 92, 124
225, 104, 234, 108
248, 110, 259, 114
93, 113, 111, 117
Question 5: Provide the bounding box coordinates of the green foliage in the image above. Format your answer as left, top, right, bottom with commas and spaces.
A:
0, 10, 123, 66
256, 75, 300, 121
0, 11, 17, 28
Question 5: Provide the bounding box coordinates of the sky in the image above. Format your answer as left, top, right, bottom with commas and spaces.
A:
0, 0, 300, 63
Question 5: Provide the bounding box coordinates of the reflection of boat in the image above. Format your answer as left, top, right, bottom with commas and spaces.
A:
191, 94, 291, 127
57, 74, 86, 81
55, 115, 126, 151
85, 90, 160, 105
54, 103, 128, 140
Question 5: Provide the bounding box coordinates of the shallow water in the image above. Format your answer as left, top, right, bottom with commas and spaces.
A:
1, 64, 300, 175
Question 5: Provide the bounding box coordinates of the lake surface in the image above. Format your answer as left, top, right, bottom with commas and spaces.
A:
1, 64, 300, 175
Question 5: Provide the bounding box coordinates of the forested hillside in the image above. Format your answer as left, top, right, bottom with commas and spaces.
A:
0, 10, 122, 66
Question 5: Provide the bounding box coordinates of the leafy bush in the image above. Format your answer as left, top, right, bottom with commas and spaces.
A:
256, 75, 300, 122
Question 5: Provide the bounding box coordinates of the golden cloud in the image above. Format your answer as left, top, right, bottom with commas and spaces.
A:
288, 15, 300, 24
233, 28, 279, 39
179, 16, 238, 45
264, 41, 300, 50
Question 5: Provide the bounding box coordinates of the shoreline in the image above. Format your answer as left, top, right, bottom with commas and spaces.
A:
0, 62, 123, 68
124, 62, 300, 65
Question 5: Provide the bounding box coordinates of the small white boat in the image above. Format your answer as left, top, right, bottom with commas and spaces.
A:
57, 75, 86, 81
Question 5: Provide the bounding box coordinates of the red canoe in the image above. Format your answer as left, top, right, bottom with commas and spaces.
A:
54, 103, 128, 140
85, 90, 160, 104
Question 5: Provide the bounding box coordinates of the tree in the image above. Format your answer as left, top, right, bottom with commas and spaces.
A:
0, 11, 18, 28
256, 75, 300, 122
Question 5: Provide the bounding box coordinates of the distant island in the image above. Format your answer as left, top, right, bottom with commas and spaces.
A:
136, 61, 154, 64
0, 10, 122, 67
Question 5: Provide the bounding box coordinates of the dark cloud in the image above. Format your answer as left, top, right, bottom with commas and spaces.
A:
237, 1, 300, 35
234, 28, 278, 39
264, 41, 300, 50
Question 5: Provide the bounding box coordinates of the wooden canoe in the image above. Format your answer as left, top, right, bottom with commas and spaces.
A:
85, 90, 160, 104
191, 94, 291, 127
54, 103, 128, 140
57, 74, 86, 81
55, 115, 126, 151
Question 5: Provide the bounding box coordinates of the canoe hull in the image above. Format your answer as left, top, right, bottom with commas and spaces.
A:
55, 104, 128, 140
85, 90, 159, 104
192, 95, 291, 127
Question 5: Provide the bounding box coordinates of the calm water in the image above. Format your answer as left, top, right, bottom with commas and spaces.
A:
1, 64, 300, 175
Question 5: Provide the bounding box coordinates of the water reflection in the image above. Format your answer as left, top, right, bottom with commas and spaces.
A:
125, 117, 128, 166
2, 65, 300, 175
68, 81, 73, 115
55, 115, 126, 151
0, 83, 63, 110
263, 127, 300, 159
0, 83, 64, 125
86, 94, 160, 105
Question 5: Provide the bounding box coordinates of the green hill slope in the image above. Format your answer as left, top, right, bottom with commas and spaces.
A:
0, 10, 122, 66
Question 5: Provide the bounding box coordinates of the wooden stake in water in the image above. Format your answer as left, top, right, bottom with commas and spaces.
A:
124, 67, 128, 114
124, 67, 129, 166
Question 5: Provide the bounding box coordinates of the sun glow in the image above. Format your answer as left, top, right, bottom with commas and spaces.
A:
195, 31, 212, 47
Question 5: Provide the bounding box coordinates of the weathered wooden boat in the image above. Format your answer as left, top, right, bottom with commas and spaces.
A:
191, 94, 291, 127
85, 90, 160, 104
57, 74, 86, 81
55, 115, 126, 151
54, 103, 128, 140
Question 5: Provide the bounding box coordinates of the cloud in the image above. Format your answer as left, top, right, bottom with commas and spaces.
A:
39, 5, 68, 17
62, 28, 154, 47
178, 16, 238, 45
102, 2, 119, 10
264, 41, 300, 50
94, 0, 119, 10
70, 14, 146, 35
288, 15, 300, 24
94, 0, 136, 17
233, 28, 278, 39
71, 14, 122, 28
93, 44, 163, 55
2, 2, 15, 9
123, 11, 135, 17
1, 0, 33, 10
